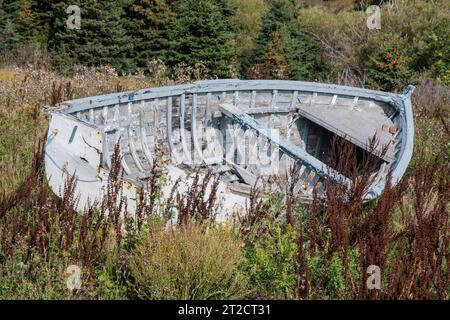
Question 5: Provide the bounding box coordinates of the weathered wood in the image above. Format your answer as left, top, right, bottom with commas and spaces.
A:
46, 80, 415, 215
219, 103, 350, 184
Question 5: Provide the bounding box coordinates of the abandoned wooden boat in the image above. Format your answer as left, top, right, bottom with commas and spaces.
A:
44, 80, 414, 218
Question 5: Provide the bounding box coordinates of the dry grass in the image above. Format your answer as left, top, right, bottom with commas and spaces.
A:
128, 224, 245, 300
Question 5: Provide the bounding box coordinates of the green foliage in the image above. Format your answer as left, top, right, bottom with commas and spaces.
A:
1, 0, 447, 84
49, 0, 135, 74
242, 223, 298, 299
242, 0, 292, 75
244, 0, 324, 80
364, 46, 416, 92
296, 0, 450, 86
0, 0, 37, 51
166, 0, 238, 78
126, 0, 174, 70
229, 0, 268, 58
308, 249, 360, 299
432, 43, 450, 85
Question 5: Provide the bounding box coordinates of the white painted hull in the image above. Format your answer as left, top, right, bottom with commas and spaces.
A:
45, 80, 414, 216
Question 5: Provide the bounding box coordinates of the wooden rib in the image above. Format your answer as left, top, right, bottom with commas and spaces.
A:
115, 132, 131, 175
191, 93, 202, 166
166, 96, 174, 155
331, 94, 338, 106
127, 102, 133, 119
351, 97, 359, 110
102, 106, 108, 124
294, 166, 310, 193
271, 89, 278, 109
290, 90, 298, 109
310, 92, 317, 106
179, 94, 192, 164
306, 173, 320, 195
139, 101, 153, 165
102, 134, 110, 169
113, 105, 120, 125
101, 107, 110, 168
250, 90, 256, 109
234, 122, 241, 165
286, 113, 294, 140
244, 128, 250, 168
303, 171, 315, 189
233, 91, 239, 106
316, 180, 325, 196
89, 109, 94, 123
219, 97, 229, 165
204, 92, 211, 137
152, 99, 159, 137
128, 126, 145, 172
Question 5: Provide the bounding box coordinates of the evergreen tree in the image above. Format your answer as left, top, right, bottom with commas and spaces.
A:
262, 32, 290, 79
243, 0, 323, 80
281, 21, 323, 80
30, 0, 60, 44
0, 0, 36, 51
49, 0, 134, 74
167, 0, 238, 78
241, 0, 292, 76
126, 0, 174, 69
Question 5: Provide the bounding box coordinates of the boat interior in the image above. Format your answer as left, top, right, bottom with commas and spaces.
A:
69, 87, 403, 199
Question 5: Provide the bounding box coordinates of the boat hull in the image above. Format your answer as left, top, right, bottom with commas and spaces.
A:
44, 80, 414, 217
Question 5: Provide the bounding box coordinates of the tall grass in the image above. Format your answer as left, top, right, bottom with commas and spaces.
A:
0, 25, 448, 298
128, 224, 246, 300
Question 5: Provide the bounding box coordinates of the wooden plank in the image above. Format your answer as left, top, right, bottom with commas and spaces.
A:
306, 174, 320, 195
191, 93, 202, 165
296, 100, 397, 163
166, 96, 174, 155
128, 126, 145, 172
219, 103, 350, 185
290, 90, 298, 109
179, 93, 192, 164
250, 90, 256, 109
271, 89, 278, 109
139, 103, 153, 165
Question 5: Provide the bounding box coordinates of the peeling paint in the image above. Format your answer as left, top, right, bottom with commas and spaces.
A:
45, 80, 415, 217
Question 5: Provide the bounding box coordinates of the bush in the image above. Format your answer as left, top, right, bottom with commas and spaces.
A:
364, 45, 416, 91
128, 224, 246, 300
242, 222, 298, 299
296, 0, 450, 87
432, 43, 450, 85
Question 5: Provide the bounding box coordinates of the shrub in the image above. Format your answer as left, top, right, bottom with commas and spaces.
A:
364, 45, 416, 92
296, 0, 450, 86
307, 250, 358, 300
432, 43, 450, 85
128, 224, 246, 300
242, 223, 298, 299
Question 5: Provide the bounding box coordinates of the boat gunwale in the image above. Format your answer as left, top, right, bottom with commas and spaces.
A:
59, 80, 404, 114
